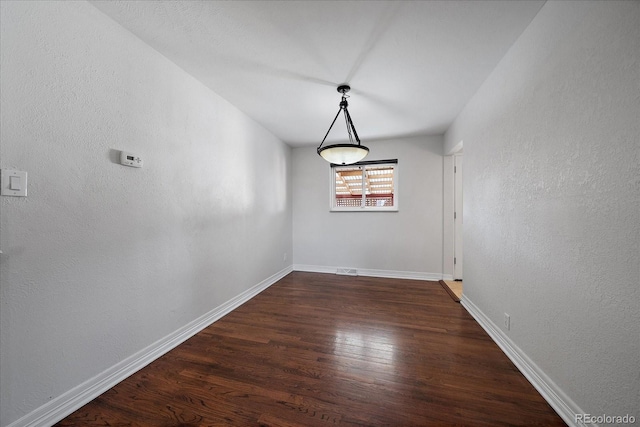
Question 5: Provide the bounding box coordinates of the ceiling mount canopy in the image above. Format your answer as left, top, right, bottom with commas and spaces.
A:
317, 85, 369, 165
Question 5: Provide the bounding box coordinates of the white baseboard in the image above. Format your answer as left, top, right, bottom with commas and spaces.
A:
293, 264, 337, 274
8, 265, 293, 427
293, 264, 443, 281
441, 274, 454, 281
357, 268, 442, 281
461, 296, 588, 427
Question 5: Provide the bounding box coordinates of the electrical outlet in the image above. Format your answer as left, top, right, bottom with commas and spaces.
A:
283, 252, 287, 261
504, 313, 511, 330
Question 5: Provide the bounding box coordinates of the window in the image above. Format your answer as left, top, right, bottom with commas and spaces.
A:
331, 159, 398, 211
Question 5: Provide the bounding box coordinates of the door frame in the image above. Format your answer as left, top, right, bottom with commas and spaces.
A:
453, 154, 463, 280
443, 140, 463, 281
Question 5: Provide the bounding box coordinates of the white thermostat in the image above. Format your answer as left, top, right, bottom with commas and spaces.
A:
120, 151, 143, 168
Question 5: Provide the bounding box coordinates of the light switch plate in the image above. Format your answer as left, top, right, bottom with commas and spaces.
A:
1, 169, 27, 197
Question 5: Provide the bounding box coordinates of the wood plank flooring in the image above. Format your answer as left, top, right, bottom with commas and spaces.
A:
439, 280, 463, 302
56, 272, 565, 426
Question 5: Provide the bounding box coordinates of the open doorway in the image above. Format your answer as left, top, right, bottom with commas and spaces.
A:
440, 143, 463, 302
454, 154, 463, 281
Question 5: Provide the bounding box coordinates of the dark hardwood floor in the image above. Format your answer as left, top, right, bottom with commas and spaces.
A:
56, 272, 565, 426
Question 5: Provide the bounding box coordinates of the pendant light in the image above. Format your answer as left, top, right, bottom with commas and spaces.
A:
317, 85, 369, 165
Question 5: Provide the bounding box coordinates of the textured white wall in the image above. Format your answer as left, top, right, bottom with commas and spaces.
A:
0, 2, 292, 425
292, 136, 444, 277
445, 0, 639, 419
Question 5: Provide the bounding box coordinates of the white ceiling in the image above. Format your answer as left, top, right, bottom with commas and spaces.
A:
90, 0, 544, 147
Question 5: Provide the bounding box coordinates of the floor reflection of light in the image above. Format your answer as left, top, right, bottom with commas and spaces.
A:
333, 328, 396, 367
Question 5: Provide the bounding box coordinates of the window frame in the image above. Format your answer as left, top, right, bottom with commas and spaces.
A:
330, 159, 398, 212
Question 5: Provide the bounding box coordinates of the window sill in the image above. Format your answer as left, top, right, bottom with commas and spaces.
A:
330, 207, 399, 212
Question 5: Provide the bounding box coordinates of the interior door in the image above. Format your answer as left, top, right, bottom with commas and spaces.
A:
454, 155, 463, 280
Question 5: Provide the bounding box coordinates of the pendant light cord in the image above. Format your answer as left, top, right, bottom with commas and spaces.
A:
344, 107, 360, 144
318, 93, 361, 149
319, 106, 343, 148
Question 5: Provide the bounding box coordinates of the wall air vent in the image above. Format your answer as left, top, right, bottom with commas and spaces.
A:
336, 268, 358, 276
